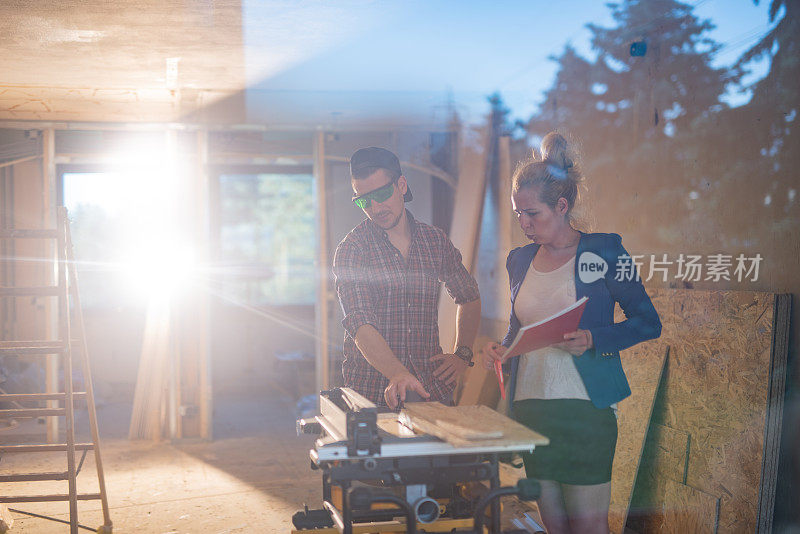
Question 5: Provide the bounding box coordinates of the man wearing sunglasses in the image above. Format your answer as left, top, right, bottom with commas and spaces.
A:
333, 147, 481, 410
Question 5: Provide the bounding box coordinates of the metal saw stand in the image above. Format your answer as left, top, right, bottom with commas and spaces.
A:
294, 388, 543, 533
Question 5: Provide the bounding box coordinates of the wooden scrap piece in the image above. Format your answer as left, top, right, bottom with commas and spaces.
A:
0, 505, 13, 533
403, 402, 548, 448
608, 345, 668, 534
434, 419, 503, 440
656, 480, 720, 534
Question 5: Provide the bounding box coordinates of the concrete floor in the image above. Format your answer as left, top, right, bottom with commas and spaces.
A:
1, 395, 540, 533
1, 395, 319, 533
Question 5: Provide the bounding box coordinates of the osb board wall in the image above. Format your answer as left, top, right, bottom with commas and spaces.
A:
629, 423, 691, 531
608, 345, 667, 534
657, 479, 720, 534
627, 289, 777, 533
628, 424, 692, 532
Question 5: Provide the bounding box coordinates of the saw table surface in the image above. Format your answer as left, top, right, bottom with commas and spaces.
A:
314, 402, 548, 461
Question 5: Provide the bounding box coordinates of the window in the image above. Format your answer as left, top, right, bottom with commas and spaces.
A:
62, 171, 136, 308
217, 171, 316, 306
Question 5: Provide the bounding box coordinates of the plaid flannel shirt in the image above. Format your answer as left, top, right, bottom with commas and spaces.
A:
333, 210, 480, 406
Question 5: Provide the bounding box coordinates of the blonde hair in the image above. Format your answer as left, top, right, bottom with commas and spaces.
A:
512, 131, 590, 230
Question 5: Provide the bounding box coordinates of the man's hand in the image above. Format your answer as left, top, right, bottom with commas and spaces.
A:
431, 353, 469, 385
482, 341, 506, 370
552, 329, 593, 356
385, 371, 430, 409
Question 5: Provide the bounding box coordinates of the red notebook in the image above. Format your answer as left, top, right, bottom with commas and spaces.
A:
502, 296, 589, 361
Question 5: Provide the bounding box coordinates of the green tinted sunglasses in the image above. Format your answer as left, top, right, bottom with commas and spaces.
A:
352, 181, 396, 209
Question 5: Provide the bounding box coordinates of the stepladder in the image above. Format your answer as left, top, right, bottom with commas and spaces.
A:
0, 206, 112, 533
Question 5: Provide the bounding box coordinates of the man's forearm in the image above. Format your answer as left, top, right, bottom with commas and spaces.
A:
453, 298, 481, 352
353, 324, 411, 380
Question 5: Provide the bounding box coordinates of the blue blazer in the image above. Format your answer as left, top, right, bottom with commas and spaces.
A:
502, 232, 662, 409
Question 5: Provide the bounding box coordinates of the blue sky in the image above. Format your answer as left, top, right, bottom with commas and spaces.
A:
243, 0, 777, 125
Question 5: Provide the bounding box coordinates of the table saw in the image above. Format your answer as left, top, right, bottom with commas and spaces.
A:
292, 387, 549, 533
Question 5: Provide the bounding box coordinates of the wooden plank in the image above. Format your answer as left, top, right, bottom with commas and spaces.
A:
197, 128, 213, 441
64, 218, 113, 529
0, 443, 93, 453
0, 228, 57, 239
43, 128, 58, 445
608, 345, 668, 534
0, 471, 69, 482
0, 345, 64, 355
0, 494, 101, 503
655, 480, 719, 534
0, 392, 86, 401
0, 408, 65, 417
437, 125, 490, 352
0, 504, 13, 533
0, 286, 59, 296
456, 335, 500, 407
314, 130, 331, 393
402, 402, 548, 449
496, 135, 513, 325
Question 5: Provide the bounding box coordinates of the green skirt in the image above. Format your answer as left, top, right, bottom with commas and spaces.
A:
512, 398, 617, 485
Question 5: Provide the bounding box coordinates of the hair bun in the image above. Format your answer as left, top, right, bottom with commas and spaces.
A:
540, 131, 573, 171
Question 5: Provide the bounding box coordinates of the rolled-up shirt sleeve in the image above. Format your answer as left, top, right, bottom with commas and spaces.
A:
333, 240, 378, 338
438, 232, 480, 305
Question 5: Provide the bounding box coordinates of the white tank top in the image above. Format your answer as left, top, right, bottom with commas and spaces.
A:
514, 256, 591, 401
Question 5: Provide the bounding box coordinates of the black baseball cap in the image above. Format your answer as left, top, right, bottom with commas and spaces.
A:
349, 147, 413, 202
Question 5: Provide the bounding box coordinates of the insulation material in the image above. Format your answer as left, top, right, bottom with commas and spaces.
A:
627, 289, 790, 533
608, 345, 667, 534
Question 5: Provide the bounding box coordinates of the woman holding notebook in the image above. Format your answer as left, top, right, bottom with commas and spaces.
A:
483, 132, 661, 534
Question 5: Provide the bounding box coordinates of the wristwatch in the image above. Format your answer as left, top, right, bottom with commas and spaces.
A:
454, 345, 475, 367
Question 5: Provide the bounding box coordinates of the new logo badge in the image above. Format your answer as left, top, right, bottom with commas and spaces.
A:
578, 251, 608, 283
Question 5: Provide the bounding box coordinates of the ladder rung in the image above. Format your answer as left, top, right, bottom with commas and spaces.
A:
0, 341, 65, 355
1, 341, 63, 347
0, 392, 86, 402
0, 286, 60, 297
0, 472, 69, 482
0, 229, 58, 239
0, 493, 101, 503
0, 408, 65, 417
0, 443, 94, 453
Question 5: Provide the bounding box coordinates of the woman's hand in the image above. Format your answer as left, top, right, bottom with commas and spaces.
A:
482, 341, 506, 370
553, 329, 593, 356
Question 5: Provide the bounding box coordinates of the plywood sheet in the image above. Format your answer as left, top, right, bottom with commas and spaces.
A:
629, 424, 691, 533
608, 345, 667, 534
633, 289, 778, 533
402, 402, 548, 449
656, 480, 720, 534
